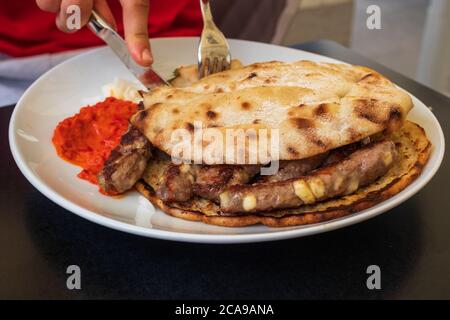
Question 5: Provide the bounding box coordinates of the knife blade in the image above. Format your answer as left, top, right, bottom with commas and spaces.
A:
87, 10, 170, 90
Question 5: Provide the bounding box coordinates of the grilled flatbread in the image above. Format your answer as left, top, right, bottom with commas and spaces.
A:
132, 61, 413, 164
135, 121, 431, 227
169, 59, 244, 88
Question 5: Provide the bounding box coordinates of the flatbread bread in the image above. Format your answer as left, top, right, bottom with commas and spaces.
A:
169, 59, 244, 88
135, 121, 431, 227
132, 60, 413, 164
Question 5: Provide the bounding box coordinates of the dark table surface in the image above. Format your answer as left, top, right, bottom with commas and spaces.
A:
1, 40, 449, 299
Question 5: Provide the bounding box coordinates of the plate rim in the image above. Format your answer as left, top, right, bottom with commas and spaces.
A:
8, 37, 446, 244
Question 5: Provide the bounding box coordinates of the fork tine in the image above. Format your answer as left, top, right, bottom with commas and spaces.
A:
198, 0, 231, 77
216, 58, 224, 73
204, 57, 210, 78
211, 57, 219, 75
221, 58, 230, 72
199, 57, 210, 78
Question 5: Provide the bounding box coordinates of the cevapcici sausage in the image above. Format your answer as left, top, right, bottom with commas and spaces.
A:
156, 154, 327, 202
257, 153, 327, 183
193, 165, 260, 200
219, 140, 397, 213
156, 162, 260, 202
156, 163, 196, 202
98, 126, 152, 194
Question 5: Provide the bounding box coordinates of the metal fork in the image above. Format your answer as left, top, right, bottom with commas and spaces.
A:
198, 0, 232, 78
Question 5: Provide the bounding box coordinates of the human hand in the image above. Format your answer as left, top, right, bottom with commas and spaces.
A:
36, 0, 152, 66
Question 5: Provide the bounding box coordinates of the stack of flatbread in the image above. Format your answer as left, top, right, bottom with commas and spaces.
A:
100, 60, 431, 227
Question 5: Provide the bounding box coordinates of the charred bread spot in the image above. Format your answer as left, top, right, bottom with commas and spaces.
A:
253, 119, 261, 124
313, 139, 327, 149
215, 88, 224, 93
359, 73, 384, 85
359, 73, 373, 82
241, 102, 252, 110
247, 72, 258, 80
137, 101, 145, 110
287, 146, 299, 156
292, 117, 314, 129
172, 108, 180, 114
185, 122, 195, 132
355, 99, 383, 124
389, 107, 402, 120
358, 110, 380, 123
314, 103, 327, 116
206, 110, 218, 119
387, 107, 403, 130
166, 94, 173, 99
315, 103, 339, 118
305, 73, 321, 78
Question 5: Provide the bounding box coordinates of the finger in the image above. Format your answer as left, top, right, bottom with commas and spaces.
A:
119, 0, 152, 66
56, 0, 93, 33
93, 0, 117, 30
36, 0, 61, 13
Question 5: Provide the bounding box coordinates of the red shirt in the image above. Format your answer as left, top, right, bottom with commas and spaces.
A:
0, 0, 202, 57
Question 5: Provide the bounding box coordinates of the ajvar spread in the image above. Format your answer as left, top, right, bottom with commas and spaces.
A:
52, 97, 138, 192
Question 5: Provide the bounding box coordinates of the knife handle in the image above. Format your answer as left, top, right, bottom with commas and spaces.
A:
88, 10, 116, 38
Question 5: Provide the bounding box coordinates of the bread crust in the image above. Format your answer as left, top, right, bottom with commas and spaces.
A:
132, 61, 413, 164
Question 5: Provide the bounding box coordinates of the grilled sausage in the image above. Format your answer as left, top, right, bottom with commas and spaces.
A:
219, 140, 397, 213
156, 163, 196, 202
98, 126, 152, 194
193, 165, 260, 200
156, 162, 260, 202
257, 153, 327, 183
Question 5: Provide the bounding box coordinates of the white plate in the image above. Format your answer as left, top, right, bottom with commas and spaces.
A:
9, 37, 445, 243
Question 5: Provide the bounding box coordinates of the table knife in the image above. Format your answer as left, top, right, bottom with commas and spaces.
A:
87, 10, 170, 90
